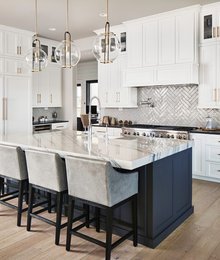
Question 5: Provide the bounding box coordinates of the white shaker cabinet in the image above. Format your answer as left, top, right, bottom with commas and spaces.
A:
126, 22, 143, 68
200, 2, 220, 44
4, 58, 30, 76
198, 43, 220, 108
158, 16, 175, 65
0, 76, 32, 135
32, 65, 62, 108
4, 30, 32, 57
124, 5, 199, 87
190, 133, 220, 183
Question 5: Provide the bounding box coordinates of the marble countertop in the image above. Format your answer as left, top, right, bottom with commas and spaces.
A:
0, 130, 192, 170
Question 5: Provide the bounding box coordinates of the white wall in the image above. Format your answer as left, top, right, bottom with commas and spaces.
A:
77, 61, 98, 114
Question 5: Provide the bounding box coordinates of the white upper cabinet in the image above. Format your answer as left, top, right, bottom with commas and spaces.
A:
143, 19, 158, 67
200, 2, 220, 44
32, 64, 62, 108
4, 30, 32, 58
126, 22, 143, 68
158, 16, 175, 65
4, 58, 30, 76
176, 10, 197, 63
124, 5, 200, 87
198, 44, 218, 108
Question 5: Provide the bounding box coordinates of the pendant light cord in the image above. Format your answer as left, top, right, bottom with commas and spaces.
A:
106, 0, 109, 23
66, 0, 69, 31
35, 0, 38, 36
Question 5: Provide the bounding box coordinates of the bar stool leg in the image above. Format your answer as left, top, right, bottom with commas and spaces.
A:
0, 177, 3, 195
24, 180, 29, 205
95, 207, 100, 232
66, 197, 74, 251
84, 204, 90, 228
106, 207, 113, 260
132, 195, 138, 247
27, 184, 34, 231
47, 192, 52, 213
55, 192, 63, 245
17, 180, 25, 226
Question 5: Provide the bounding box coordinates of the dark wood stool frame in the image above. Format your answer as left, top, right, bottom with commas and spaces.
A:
66, 194, 138, 260
0, 174, 28, 226
27, 183, 90, 245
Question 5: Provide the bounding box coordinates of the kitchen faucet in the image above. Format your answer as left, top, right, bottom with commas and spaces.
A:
88, 96, 101, 138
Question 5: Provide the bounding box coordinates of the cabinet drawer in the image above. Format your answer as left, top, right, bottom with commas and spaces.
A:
206, 145, 220, 162
205, 135, 220, 146
51, 122, 68, 130
206, 161, 220, 179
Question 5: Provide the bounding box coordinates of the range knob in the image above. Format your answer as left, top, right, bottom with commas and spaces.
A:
182, 135, 187, 140
159, 134, 164, 138
142, 132, 146, 136
179, 135, 182, 139
128, 132, 131, 135
167, 134, 170, 138
171, 135, 174, 138
133, 132, 136, 136
124, 131, 127, 135
137, 132, 140, 136
150, 133, 155, 137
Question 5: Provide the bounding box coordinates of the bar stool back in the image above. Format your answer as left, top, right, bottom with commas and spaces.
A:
65, 156, 138, 260
25, 149, 68, 245
0, 144, 28, 226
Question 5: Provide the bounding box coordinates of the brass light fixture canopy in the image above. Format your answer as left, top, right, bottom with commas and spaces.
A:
55, 0, 80, 68
92, 0, 121, 64
25, 0, 48, 72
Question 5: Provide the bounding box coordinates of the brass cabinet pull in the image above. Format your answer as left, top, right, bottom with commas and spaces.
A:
50, 94, 53, 104
19, 46, 22, 55
17, 46, 19, 55
116, 92, 120, 102
213, 88, 217, 101
37, 94, 41, 104
213, 27, 216, 38
217, 26, 220, 38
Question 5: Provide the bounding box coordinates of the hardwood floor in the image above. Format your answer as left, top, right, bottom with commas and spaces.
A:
1, 179, 220, 260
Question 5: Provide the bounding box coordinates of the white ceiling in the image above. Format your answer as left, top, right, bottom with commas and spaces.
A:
0, 0, 217, 41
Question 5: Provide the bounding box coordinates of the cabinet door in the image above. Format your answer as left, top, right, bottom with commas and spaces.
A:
158, 16, 175, 65
176, 11, 196, 63
199, 44, 218, 108
0, 76, 4, 135
38, 69, 49, 107
48, 66, 62, 107
5, 58, 30, 76
126, 22, 143, 68
19, 34, 32, 56
190, 134, 205, 177
4, 31, 20, 56
143, 19, 158, 67
4, 76, 32, 134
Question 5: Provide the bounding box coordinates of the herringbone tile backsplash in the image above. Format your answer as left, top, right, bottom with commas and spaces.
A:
103, 85, 220, 127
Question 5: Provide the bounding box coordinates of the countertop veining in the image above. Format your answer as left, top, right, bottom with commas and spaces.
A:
0, 130, 192, 170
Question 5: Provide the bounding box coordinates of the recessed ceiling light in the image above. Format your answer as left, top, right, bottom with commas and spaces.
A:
48, 27, 56, 31
99, 12, 107, 17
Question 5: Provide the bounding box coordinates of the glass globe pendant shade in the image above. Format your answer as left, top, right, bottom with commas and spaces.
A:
25, 39, 48, 72
55, 32, 80, 68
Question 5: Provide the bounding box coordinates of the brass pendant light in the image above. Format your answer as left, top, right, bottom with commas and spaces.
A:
92, 0, 121, 64
55, 0, 81, 68
25, 0, 48, 72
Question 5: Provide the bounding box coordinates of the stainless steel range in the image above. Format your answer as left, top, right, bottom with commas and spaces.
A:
122, 124, 196, 140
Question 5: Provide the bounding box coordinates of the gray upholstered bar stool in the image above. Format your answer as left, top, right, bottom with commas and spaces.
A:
25, 149, 68, 245
0, 144, 28, 226
65, 156, 138, 260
